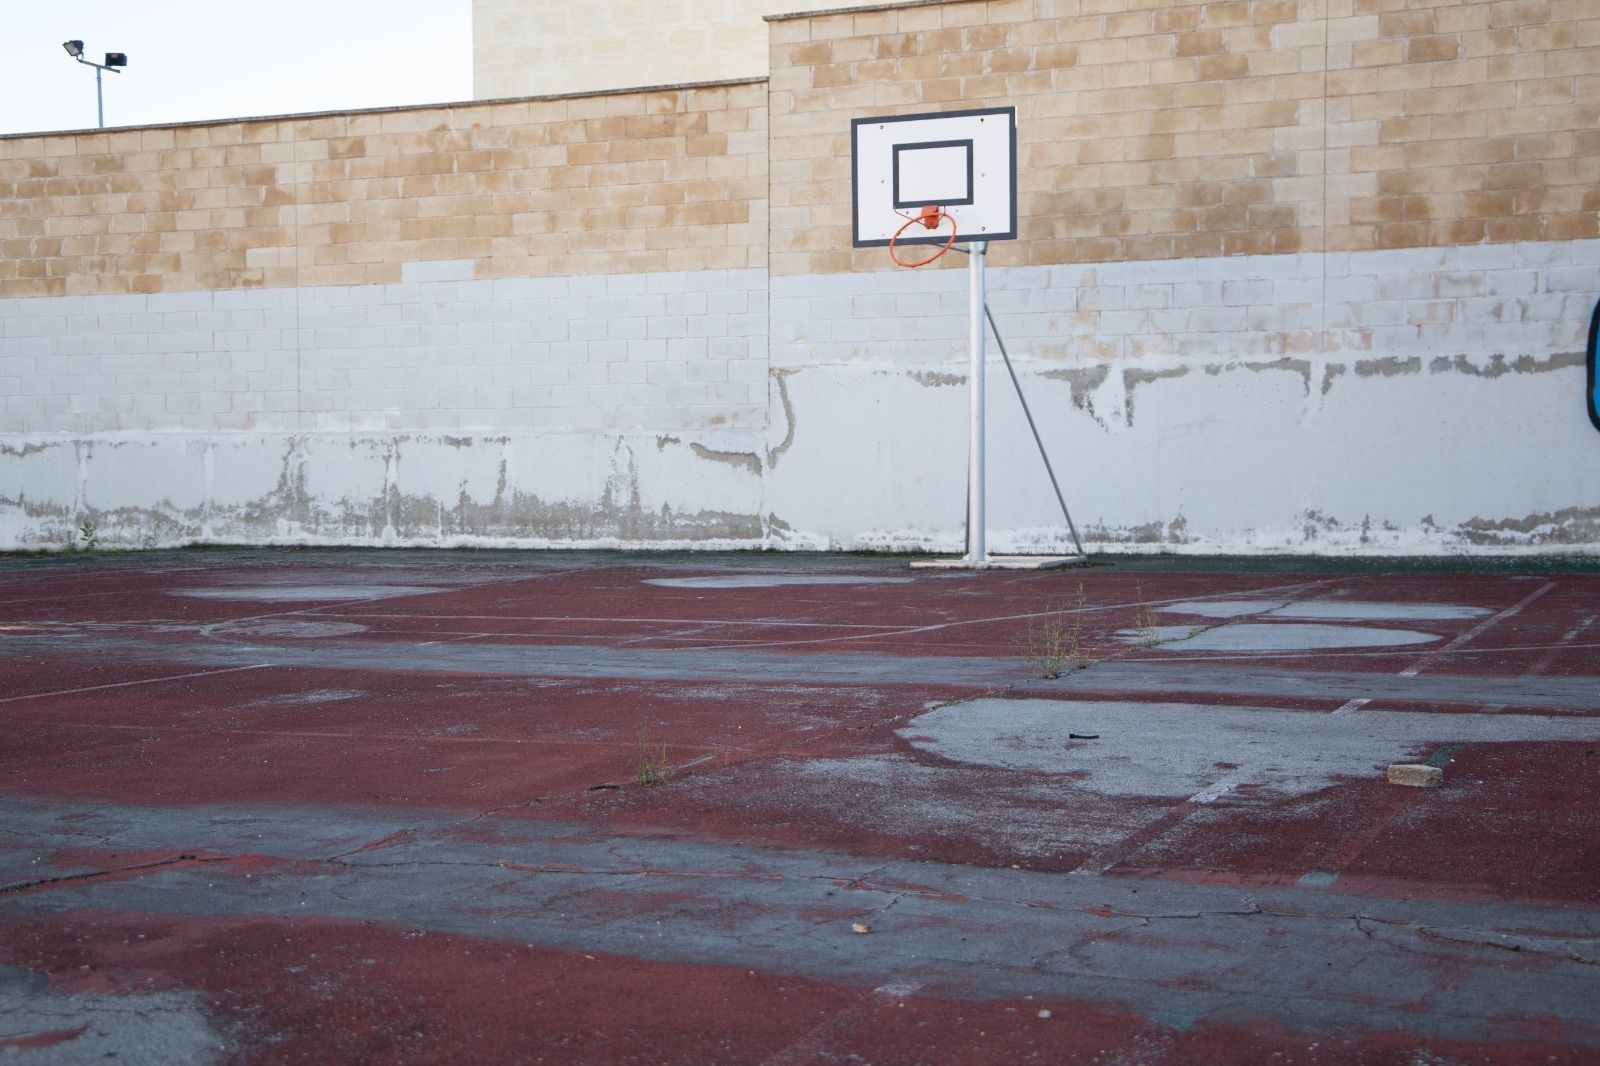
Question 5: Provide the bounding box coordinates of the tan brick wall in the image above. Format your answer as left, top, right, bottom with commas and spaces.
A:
0, 83, 769, 298
5, 0, 1594, 297
473, 0, 850, 100
768, 0, 1599, 275
1334, 0, 1598, 249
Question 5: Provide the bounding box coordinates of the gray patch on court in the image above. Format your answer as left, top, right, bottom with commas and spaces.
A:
0, 987, 228, 1064
1162, 599, 1492, 622
900, 699, 1600, 799
7, 633, 1600, 709
1156, 600, 1290, 618
0, 633, 1024, 689
210, 621, 369, 639
646, 575, 916, 589
1117, 623, 1441, 651
172, 585, 444, 602
1026, 661, 1600, 711
700, 753, 1155, 858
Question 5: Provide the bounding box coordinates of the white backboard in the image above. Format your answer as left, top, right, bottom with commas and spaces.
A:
851, 107, 1017, 247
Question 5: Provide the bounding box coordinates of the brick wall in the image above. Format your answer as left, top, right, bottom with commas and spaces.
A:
768, 0, 1599, 276
0, 85, 771, 439
0, 82, 769, 298
473, 0, 846, 99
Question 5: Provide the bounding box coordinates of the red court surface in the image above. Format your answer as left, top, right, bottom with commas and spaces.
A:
2, 548, 1598, 1064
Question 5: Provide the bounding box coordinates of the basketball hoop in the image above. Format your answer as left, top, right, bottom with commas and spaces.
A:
889, 205, 956, 268
852, 108, 1087, 570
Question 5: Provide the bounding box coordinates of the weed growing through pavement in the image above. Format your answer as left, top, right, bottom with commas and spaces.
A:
71, 521, 99, 553
632, 725, 669, 787
1133, 580, 1162, 649
1025, 583, 1094, 679
1070, 582, 1095, 668
1026, 611, 1071, 679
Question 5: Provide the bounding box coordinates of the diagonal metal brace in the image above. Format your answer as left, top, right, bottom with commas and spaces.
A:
984, 302, 1086, 557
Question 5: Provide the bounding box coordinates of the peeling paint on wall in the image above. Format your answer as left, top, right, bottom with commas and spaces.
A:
766, 369, 798, 471
907, 370, 966, 388
1082, 519, 1169, 545
1457, 507, 1600, 547
1354, 355, 1424, 379
1122, 366, 1190, 425
688, 442, 762, 476
1428, 352, 1585, 378
0, 432, 776, 551
1039, 365, 1111, 418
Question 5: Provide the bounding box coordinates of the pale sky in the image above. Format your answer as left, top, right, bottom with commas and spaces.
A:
0, 1, 473, 136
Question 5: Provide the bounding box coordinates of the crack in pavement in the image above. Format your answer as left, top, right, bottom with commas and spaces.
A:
1418, 926, 1600, 965
0, 854, 229, 897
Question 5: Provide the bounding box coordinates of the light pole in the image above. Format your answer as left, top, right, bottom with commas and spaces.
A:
62, 40, 127, 129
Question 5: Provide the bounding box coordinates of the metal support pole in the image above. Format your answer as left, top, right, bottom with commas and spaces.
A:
967, 241, 988, 563
69, 53, 120, 129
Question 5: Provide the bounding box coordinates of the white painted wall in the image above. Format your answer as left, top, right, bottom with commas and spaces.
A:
3, 242, 1598, 554
0, 262, 767, 435
767, 241, 1600, 553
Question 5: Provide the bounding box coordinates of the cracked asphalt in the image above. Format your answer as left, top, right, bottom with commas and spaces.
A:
2, 548, 1599, 1063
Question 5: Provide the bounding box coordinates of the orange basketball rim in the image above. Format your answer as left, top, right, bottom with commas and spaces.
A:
889, 205, 956, 268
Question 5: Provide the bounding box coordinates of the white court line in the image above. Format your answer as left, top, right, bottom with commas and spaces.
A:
675, 578, 1338, 653
1331, 580, 1559, 715
1523, 615, 1596, 679
188, 571, 588, 638
1119, 639, 1600, 664
1397, 580, 1556, 678
0, 663, 273, 705
312, 612, 915, 631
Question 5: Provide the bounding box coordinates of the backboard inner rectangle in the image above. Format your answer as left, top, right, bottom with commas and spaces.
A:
893, 140, 974, 209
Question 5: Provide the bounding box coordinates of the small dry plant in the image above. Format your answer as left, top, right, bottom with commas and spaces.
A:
632, 725, 669, 787
1025, 583, 1093, 679
1026, 613, 1071, 679
1132, 580, 1162, 648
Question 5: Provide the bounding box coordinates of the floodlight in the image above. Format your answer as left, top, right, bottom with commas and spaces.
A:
61, 39, 126, 128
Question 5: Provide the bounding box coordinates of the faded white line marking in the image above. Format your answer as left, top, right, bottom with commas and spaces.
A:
679, 578, 1339, 653
1523, 614, 1596, 679
1399, 581, 1556, 678
1330, 582, 1561, 714
0, 663, 274, 705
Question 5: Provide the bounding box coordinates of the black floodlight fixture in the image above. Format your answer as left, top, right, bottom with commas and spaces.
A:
61, 39, 126, 128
